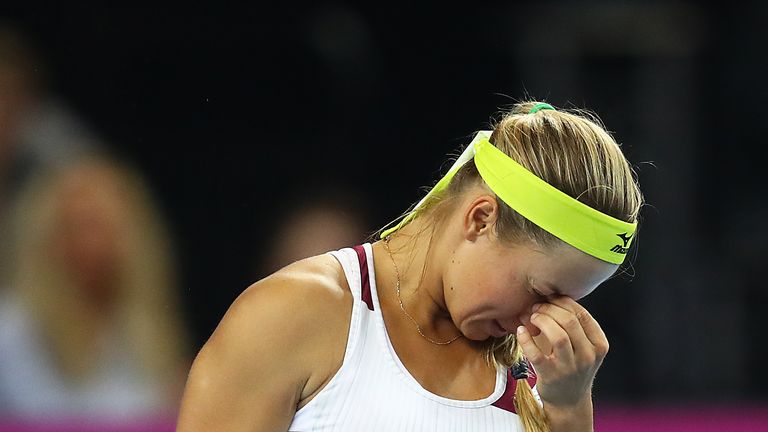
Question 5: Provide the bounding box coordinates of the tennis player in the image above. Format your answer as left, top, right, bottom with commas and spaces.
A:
177, 101, 643, 432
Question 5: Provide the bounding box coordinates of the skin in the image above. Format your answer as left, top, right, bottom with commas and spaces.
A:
53, 165, 128, 309
177, 185, 618, 431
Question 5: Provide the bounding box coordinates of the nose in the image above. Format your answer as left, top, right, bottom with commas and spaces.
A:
499, 317, 521, 334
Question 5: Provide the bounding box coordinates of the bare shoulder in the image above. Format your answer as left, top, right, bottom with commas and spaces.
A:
177, 253, 352, 431
257, 252, 353, 314
206, 252, 352, 354
208, 252, 353, 380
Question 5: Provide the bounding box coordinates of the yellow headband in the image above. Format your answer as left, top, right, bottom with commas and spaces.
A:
381, 131, 637, 264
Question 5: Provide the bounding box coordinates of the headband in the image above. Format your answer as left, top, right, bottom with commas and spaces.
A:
381, 129, 637, 264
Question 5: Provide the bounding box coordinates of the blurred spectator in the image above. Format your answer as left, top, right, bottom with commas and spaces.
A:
258, 186, 370, 276
0, 156, 189, 422
0, 23, 101, 287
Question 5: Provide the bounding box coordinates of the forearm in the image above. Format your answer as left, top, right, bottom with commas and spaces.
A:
544, 397, 594, 432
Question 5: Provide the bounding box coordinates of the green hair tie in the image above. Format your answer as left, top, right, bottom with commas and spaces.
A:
529, 103, 555, 114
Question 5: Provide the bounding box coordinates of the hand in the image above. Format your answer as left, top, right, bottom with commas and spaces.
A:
516, 296, 609, 409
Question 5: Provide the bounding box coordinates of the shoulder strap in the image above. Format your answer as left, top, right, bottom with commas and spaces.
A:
351, 245, 374, 311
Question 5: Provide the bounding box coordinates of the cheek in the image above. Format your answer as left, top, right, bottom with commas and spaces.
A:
444, 263, 494, 319
446, 252, 485, 295
488, 277, 543, 328
452, 272, 513, 315
446, 249, 528, 318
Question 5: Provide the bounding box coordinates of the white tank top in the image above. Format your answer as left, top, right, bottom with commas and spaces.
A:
288, 243, 540, 431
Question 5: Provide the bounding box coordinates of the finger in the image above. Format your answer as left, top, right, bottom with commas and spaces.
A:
529, 312, 575, 362
521, 314, 551, 354
532, 330, 553, 358
515, 325, 545, 366
532, 302, 592, 361
520, 314, 541, 337
543, 295, 581, 314
546, 296, 609, 357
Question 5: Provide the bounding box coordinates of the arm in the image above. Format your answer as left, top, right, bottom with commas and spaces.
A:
176, 269, 343, 432
516, 296, 610, 432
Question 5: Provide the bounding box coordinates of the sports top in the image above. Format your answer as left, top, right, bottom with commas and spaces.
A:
288, 243, 540, 431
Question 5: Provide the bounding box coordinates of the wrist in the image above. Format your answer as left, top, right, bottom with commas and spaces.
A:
543, 397, 594, 432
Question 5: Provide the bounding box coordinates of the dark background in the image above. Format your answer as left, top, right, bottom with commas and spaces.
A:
3, 2, 766, 404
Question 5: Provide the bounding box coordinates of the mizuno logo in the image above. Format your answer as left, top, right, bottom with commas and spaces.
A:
616, 232, 633, 247
611, 245, 629, 254
610, 232, 633, 254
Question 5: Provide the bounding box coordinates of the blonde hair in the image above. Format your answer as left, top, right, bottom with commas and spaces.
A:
385, 101, 643, 431
8, 155, 189, 387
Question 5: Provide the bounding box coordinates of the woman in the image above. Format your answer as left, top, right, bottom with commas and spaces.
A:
177, 101, 643, 431
0, 156, 189, 421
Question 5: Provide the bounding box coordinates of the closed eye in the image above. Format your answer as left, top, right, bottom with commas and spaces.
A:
526, 277, 547, 299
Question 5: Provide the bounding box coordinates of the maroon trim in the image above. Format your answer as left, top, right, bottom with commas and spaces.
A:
492, 366, 538, 414
492, 369, 518, 413
352, 245, 374, 311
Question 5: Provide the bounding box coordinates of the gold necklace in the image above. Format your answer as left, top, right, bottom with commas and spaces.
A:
383, 236, 462, 345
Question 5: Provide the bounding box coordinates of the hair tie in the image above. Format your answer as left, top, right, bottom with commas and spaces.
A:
529, 103, 555, 114
511, 359, 529, 380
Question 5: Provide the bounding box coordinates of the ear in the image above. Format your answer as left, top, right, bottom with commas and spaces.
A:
463, 195, 498, 241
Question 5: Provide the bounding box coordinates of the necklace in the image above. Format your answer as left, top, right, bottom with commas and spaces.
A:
383, 236, 462, 345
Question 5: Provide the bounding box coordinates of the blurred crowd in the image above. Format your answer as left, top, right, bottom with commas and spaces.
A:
0, 24, 370, 426
0, 25, 186, 424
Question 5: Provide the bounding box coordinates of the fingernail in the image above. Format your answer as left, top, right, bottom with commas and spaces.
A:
517, 326, 526, 335
532, 303, 542, 312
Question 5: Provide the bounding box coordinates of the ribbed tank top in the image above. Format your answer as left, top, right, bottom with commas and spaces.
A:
288, 243, 540, 431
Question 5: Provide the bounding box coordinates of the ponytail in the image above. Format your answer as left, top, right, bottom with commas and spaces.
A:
514, 370, 549, 432
486, 337, 550, 432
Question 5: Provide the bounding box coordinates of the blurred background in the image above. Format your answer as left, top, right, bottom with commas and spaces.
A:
0, 2, 766, 431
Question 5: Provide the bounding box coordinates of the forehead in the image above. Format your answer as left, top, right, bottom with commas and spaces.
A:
507, 242, 619, 300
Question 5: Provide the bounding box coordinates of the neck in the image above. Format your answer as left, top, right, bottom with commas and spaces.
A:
375, 214, 459, 340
